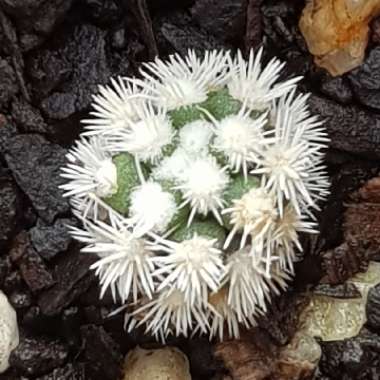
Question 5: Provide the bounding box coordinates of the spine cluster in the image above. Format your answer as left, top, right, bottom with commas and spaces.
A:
61, 48, 329, 341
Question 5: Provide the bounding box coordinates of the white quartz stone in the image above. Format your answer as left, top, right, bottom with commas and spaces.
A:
0, 291, 19, 373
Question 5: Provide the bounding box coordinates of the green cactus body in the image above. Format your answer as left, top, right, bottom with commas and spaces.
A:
159, 180, 189, 230
169, 106, 204, 129
171, 218, 226, 248
202, 88, 242, 120
104, 153, 143, 215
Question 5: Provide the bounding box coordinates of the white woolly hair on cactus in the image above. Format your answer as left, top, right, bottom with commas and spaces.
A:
61, 48, 330, 341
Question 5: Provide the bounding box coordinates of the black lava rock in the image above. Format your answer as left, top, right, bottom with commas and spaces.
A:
0, 168, 20, 246
19, 244, 55, 292
11, 97, 48, 133
0, 114, 18, 154
30, 218, 75, 260
349, 47, 380, 112
9, 336, 69, 377
31, 24, 112, 120
0, 255, 12, 287
38, 249, 96, 316
80, 325, 122, 380
154, 11, 225, 56
319, 329, 380, 379
9, 288, 33, 309
85, 0, 122, 27
320, 76, 353, 104
308, 95, 380, 160
191, 0, 247, 45
183, 338, 222, 378
366, 284, 380, 332
3, 134, 69, 223
0, 58, 18, 110
2, 0, 74, 51
36, 363, 85, 380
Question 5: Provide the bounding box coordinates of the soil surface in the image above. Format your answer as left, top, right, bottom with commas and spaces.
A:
0, 1, 380, 379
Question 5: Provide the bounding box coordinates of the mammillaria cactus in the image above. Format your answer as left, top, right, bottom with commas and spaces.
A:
60, 48, 330, 341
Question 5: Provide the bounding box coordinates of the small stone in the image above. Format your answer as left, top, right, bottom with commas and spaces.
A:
0, 58, 18, 109
0, 168, 20, 246
319, 328, 380, 378
0, 115, 17, 155
0, 291, 19, 374
11, 98, 48, 133
372, 16, 380, 43
184, 338, 221, 378
2, 0, 74, 51
122, 346, 191, 380
40, 92, 77, 120
366, 284, 380, 331
299, 0, 380, 76
308, 95, 380, 160
85, 0, 122, 26
320, 76, 353, 104
9, 336, 69, 377
215, 330, 279, 380
191, 0, 247, 44
2, 271, 23, 295
61, 307, 81, 347
38, 249, 96, 316
278, 330, 322, 379
30, 218, 75, 260
0, 256, 12, 288
4, 134, 69, 223
313, 283, 361, 299
9, 230, 29, 263
81, 325, 122, 380
348, 46, 380, 111
300, 262, 380, 341
9, 289, 33, 310
19, 245, 55, 292
35, 363, 85, 380
154, 12, 224, 57
29, 24, 112, 121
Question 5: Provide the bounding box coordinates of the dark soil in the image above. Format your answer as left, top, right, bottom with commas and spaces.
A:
0, 1, 379, 379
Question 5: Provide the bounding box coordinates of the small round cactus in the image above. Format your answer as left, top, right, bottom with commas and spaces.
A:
61, 48, 329, 341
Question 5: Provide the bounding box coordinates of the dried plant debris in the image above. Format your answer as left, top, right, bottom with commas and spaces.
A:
214, 328, 321, 380
299, 0, 380, 76
320, 172, 380, 284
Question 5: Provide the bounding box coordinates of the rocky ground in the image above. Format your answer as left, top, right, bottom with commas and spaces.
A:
0, 0, 380, 379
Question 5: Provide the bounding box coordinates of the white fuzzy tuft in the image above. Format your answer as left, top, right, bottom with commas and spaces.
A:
252, 93, 329, 216
69, 214, 155, 303
176, 156, 229, 225
179, 119, 213, 156
151, 235, 225, 305
106, 102, 174, 164
212, 109, 269, 178
206, 287, 257, 341
137, 50, 228, 109
133, 287, 208, 340
82, 77, 148, 135
60, 137, 117, 218
228, 48, 301, 111
151, 148, 191, 183
129, 181, 178, 235
223, 186, 278, 250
